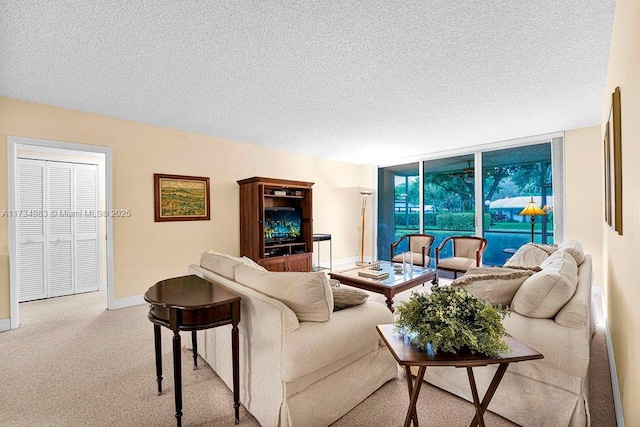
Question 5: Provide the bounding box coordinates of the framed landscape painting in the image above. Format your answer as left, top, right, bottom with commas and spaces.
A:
154, 173, 210, 222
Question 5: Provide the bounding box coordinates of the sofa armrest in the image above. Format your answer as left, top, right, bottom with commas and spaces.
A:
503, 313, 591, 380
188, 264, 294, 426
555, 255, 593, 329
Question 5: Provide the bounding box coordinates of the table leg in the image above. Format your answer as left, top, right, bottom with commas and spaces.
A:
403, 366, 420, 426
385, 298, 395, 312
385, 290, 395, 313
466, 367, 485, 427
191, 331, 198, 370
153, 324, 163, 395
173, 330, 183, 427
232, 322, 240, 424
404, 365, 425, 427
468, 363, 509, 427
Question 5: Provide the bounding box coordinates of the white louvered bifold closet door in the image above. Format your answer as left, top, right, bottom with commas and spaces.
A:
73, 164, 99, 293
46, 162, 74, 297
17, 159, 46, 302
17, 159, 100, 301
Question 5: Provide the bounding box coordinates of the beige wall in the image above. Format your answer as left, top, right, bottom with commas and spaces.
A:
600, 0, 640, 423
0, 97, 372, 319
564, 126, 604, 287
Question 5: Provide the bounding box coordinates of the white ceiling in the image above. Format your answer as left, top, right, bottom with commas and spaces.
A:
0, 1, 615, 165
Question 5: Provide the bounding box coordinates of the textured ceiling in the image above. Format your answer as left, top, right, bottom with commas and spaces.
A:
0, 1, 615, 165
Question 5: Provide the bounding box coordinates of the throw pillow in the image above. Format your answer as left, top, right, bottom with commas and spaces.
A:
332, 286, 369, 310
451, 267, 534, 307
234, 265, 334, 322
329, 279, 341, 288
503, 243, 554, 269
511, 251, 578, 318
556, 239, 585, 266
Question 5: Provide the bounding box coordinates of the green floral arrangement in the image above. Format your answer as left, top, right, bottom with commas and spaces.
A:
394, 284, 510, 357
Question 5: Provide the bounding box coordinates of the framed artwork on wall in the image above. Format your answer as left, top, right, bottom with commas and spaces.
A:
604, 87, 623, 234
154, 173, 210, 222
610, 86, 623, 235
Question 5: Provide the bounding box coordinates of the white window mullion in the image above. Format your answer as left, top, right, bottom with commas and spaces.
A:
474, 151, 483, 237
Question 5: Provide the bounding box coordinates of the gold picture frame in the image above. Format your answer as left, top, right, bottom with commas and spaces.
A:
611, 87, 623, 235
154, 173, 210, 222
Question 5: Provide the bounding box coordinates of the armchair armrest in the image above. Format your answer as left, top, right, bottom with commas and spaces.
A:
435, 235, 454, 264
390, 237, 404, 260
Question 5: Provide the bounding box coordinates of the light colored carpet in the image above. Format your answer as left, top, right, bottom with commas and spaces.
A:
0, 285, 616, 426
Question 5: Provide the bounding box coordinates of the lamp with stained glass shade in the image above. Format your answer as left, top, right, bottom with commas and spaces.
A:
519, 197, 547, 242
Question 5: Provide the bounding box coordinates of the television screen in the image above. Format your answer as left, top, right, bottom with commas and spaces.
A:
264, 207, 301, 244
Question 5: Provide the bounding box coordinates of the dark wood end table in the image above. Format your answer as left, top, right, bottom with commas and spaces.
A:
144, 275, 241, 426
377, 324, 543, 427
330, 262, 436, 312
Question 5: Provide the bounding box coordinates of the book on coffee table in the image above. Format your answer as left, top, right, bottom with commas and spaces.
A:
358, 270, 389, 280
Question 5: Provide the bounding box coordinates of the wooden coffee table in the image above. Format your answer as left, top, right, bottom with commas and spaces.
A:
329, 262, 436, 312
377, 324, 544, 427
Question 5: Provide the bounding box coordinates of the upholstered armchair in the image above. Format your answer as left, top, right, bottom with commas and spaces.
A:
390, 234, 435, 267
434, 236, 487, 282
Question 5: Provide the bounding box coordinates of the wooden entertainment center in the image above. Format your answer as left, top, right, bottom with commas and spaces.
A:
237, 177, 314, 272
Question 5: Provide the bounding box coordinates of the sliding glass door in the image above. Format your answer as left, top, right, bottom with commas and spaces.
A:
481, 143, 553, 266
376, 139, 558, 267
377, 162, 420, 261
422, 155, 476, 265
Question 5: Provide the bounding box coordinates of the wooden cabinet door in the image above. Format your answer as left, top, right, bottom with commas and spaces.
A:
260, 257, 287, 272
260, 253, 311, 272
286, 253, 312, 272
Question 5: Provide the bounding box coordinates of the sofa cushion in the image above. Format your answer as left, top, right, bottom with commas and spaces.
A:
556, 239, 585, 266
281, 301, 392, 382
332, 286, 369, 310
199, 251, 267, 280
241, 256, 267, 271
451, 267, 534, 307
200, 251, 243, 280
391, 252, 430, 266
234, 265, 334, 322
437, 257, 476, 271
503, 243, 556, 269
511, 251, 578, 318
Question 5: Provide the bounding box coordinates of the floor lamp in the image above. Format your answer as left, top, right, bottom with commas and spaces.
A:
357, 190, 372, 266
519, 197, 547, 242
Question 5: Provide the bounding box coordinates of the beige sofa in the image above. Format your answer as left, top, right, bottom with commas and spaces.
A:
188, 252, 397, 427
426, 240, 594, 426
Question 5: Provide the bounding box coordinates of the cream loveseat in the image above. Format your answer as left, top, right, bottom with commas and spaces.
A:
188, 251, 397, 427
426, 240, 594, 427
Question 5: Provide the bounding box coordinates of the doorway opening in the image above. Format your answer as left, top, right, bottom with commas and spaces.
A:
7, 137, 114, 329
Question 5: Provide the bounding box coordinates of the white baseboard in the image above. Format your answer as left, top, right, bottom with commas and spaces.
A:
0, 317, 10, 332
111, 294, 145, 310
604, 317, 625, 427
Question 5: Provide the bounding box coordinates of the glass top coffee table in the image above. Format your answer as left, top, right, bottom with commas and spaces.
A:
329, 261, 436, 312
